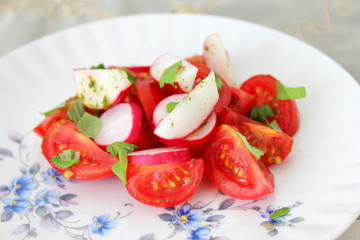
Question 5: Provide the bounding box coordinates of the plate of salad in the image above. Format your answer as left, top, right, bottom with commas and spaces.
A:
0, 13, 360, 240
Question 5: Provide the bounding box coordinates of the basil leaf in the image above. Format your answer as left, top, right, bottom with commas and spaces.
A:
265, 119, 282, 132
234, 132, 264, 159
41, 101, 66, 117
51, 149, 80, 168
159, 60, 182, 88
270, 207, 291, 220
249, 104, 275, 122
166, 102, 179, 113
120, 68, 137, 83
90, 63, 106, 69
111, 151, 128, 185
215, 74, 224, 90
67, 99, 85, 123
107, 142, 137, 185
76, 112, 102, 139
276, 80, 306, 100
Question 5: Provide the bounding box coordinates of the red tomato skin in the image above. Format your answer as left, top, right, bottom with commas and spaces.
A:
240, 74, 300, 136
228, 86, 256, 115
41, 120, 118, 180
33, 97, 77, 137
204, 125, 274, 200
126, 158, 204, 207
220, 108, 293, 166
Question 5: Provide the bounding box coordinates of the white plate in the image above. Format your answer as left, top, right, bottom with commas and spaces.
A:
1, 13, 360, 240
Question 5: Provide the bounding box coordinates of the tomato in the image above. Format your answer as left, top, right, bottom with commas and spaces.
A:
240, 75, 299, 136
220, 108, 293, 165
228, 87, 256, 115
133, 79, 169, 123
204, 124, 274, 199
126, 158, 204, 207
41, 120, 119, 180
187, 56, 231, 115
33, 97, 77, 137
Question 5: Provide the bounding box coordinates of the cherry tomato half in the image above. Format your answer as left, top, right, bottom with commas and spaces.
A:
240, 75, 300, 136
126, 158, 204, 207
205, 124, 274, 199
41, 120, 118, 180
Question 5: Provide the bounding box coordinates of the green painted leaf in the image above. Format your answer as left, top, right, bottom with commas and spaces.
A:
76, 112, 101, 139
234, 132, 264, 159
276, 80, 306, 100
159, 60, 182, 88
50, 149, 81, 168
260, 221, 275, 231
270, 207, 291, 220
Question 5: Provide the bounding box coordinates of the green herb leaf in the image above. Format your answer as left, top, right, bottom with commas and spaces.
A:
90, 63, 106, 69
265, 119, 282, 132
41, 101, 66, 117
67, 99, 85, 123
276, 80, 306, 100
249, 104, 275, 122
50, 149, 81, 168
159, 60, 182, 88
76, 112, 102, 138
120, 68, 137, 83
269, 207, 291, 220
166, 102, 179, 113
215, 74, 224, 90
107, 142, 137, 185
234, 132, 264, 159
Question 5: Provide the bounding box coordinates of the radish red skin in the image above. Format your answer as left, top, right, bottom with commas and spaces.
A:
128, 147, 192, 165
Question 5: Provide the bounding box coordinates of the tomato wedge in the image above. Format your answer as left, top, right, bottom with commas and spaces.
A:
33, 97, 77, 137
126, 158, 204, 207
41, 120, 118, 180
204, 124, 274, 199
240, 75, 300, 136
187, 56, 231, 115
220, 108, 293, 165
228, 86, 256, 115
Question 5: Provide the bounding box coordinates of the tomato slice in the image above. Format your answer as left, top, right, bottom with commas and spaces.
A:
41, 120, 118, 180
204, 124, 274, 199
228, 86, 256, 115
33, 97, 77, 137
187, 56, 231, 115
220, 108, 293, 165
240, 75, 300, 136
126, 158, 204, 207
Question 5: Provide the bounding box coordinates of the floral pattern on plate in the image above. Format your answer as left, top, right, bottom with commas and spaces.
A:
0, 131, 304, 240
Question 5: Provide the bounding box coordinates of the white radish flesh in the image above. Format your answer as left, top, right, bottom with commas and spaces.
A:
203, 33, 234, 86
154, 71, 219, 140
153, 94, 186, 127
150, 54, 198, 93
128, 147, 191, 165
94, 103, 142, 146
73, 69, 132, 109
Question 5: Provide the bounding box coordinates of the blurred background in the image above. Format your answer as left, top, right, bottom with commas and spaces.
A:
0, 1, 359, 238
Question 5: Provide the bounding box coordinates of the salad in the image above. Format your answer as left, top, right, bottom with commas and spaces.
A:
34, 33, 306, 207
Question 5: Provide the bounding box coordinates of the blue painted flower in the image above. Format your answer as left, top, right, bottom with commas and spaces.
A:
261, 206, 287, 224
11, 174, 39, 198
3, 198, 31, 213
89, 214, 116, 236
41, 168, 69, 186
172, 204, 204, 229
35, 189, 61, 206
187, 227, 211, 240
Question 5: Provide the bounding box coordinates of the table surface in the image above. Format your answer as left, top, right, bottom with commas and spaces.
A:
0, 1, 359, 239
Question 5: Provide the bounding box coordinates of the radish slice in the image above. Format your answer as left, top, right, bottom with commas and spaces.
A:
160, 112, 217, 148
154, 71, 219, 140
203, 33, 234, 86
128, 147, 191, 165
73, 69, 132, 110
94, 103, 142, 146
150, 54, 198, 93
153, 94, 187, 127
